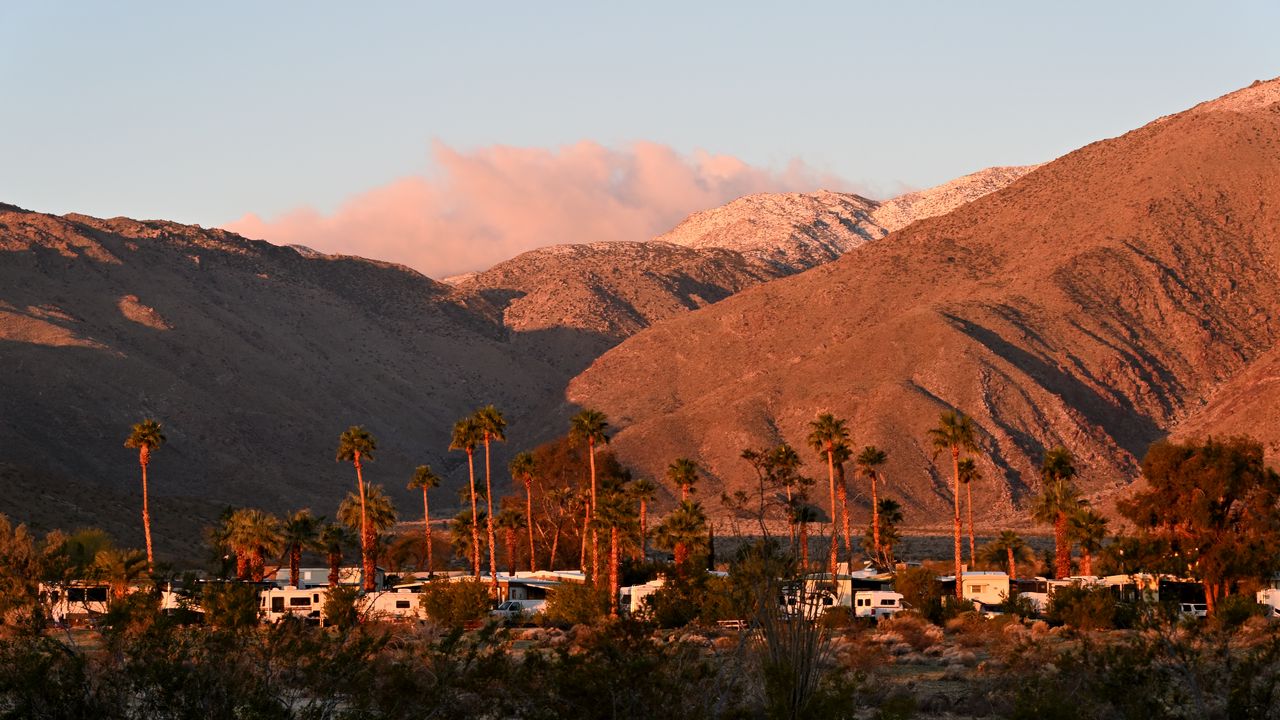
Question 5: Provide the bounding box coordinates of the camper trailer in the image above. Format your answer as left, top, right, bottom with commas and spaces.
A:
852, 590, 904, 619
41, 582, 111, 625
260, 586, 327, 623
359, 588, 425, 622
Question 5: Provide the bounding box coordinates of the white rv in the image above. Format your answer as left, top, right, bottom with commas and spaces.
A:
41, 582, 111, 625
852, 590, 904, 619
260, 586, 327, 623
359, 588, 425, 622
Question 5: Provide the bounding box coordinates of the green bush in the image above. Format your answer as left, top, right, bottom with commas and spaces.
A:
1214, 593, 1266, 629
544, 582, 608, 626
324, 586, 360, 629
201, 582, 260, 628
420, 579, 491, 627
1047, 585, 1116, 630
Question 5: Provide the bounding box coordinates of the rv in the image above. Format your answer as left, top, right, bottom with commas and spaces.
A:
852, 590, 904, 619
41, 582, 111, 625
260, 586, 327, 623
359, 588, 425, 622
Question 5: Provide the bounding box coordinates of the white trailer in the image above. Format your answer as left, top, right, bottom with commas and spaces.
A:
359, 588, 425, 622
260, 586, 327, 623
852, 590, 904, 619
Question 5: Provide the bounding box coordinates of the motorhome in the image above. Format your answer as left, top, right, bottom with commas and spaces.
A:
260, 586, 327, 623
41, 582, 111, 625
959, 571, 1010, 609
270, 567, 384, 590
359, 587, 425, 622
852, 590, 904, 619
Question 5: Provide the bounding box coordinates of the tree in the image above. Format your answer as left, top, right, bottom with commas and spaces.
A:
771, 443, 804, 544
496, 504, 527, 576
91, 548, 149, 600
979, 530, 1034, 580
1120, 437, 1280, 614
336, 425, 378, 591
227, 508, 283, 582
1032, 447, 1081, 579
474, 405, 507, 591
790, 502, 821, 571
450, 416, 484, 579
593, 488, 637, 616
831, 442, 853, 565
541, 486, 575, 571
628, 477, 658, 561
957, 458, 982, 566
861, 498, 903, 568
654, 500, 707, 576
318, 522, 354, 587
281, 509, 321, 588
855, 446, 888, 566
807, 413, 850, 578
1069, 508, 1108, 577
124, 418, 165, 568
508, 452, 538, 572
338, 484, 396, 588
450, 509, 488, 568
569, 409, 610, 582
407, 465, 442, 576
667, 457, 699, 502
927, 410, 978, 598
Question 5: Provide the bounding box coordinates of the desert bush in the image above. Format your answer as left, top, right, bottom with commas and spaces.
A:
1212, 593, 1266, 630
200, 582, 259, 628
876, 613, 943, 652
544, 582, 608, 626
324, 585, 360, 629
1047, 585, 1116, 630
419, 579, 490, 627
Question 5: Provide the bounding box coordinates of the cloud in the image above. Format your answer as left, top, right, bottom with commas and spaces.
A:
224, 141, 846, 278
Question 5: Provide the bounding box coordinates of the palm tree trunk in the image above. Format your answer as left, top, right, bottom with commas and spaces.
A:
549, 524, 561, 571
507, 528, 517, 576
589, 440, 599, 584
837, 477, 852, 556
1007, 547, 1017, 581
484, 437, 499, 590
1054, 513, 1070, 579
290, 545, 301, 588
328, 551, 341, 587
252, 547, 265, 583
139, 449, 155, 569
423, 488, 433, 575
785, 484, 796, 547
674, 541, 689, 572
525, 482, 536, 572
609, 525, 619, 617
580, 505, 589, 572
1081, 549, 1092, 577
966, 482, 976, 567
639, 500, 648, 562
467, 449, 480, 579
799, 520, 809, 570
363, 525, 377, 591
826, 449, 838, 578
236, 552, 250, 581
952, 447, 963, 599
871, 471, 882, 565
355, 454, 373, 592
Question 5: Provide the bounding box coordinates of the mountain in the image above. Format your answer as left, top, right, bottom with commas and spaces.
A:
453, 166, 1035, 366
567, 77, 1280, 526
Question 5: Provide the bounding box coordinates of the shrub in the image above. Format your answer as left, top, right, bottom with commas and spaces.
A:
1047, 585, 1116, 630
1214, 593, 1266, 630
419, 579, 491, 627
324, 586, 360, 629
544, 582, 608, 626
201, 582, 259, 628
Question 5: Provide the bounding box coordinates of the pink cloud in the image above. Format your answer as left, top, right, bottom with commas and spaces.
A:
224, 141, 846, 278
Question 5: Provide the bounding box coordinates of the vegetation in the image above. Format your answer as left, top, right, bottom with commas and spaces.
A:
123, 419, 165, 568
335, 426, 378, 591
927, 411, 978, 598
406, 464, 442, 575
1033, 446, 1082, 579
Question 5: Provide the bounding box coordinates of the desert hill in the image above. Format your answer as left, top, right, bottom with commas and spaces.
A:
567, 77, 1280, 526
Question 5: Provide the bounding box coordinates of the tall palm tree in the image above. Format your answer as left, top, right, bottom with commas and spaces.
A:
336, 426, 378, 591
1032, 447, 1081, 579
654, 500, 707, 576
927, 410, 979, 598
628, 477, 658, 561
807, 413, 850, 578
474, 405, 507, 590
771, 443, 803, 544
1070, 508, 1108, 577
979, 530, 1035, 580
450, 509, 486, 567
450, 416, 485, 579
831, 442, 853, 561
338, 484, 397, 590
508, 452, 538, 572
855, 446, 888, 566
957, 458, 982, 566
569, 409, 610, 582
407, 465, 442, 576
282, 509, 321, 588
667, 457, 699, 502
497, 505, 527, 576
124, 419, 165, 569
593, 488, 638, 616
790, 502, 821, 571
227, 508, 284, 582
861, 498, 903, 568
318, 522, 353, 587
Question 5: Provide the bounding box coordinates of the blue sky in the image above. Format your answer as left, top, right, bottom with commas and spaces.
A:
2, 1, 1277, 272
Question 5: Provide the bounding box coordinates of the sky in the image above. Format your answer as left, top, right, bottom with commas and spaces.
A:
3, 2, 1278, 277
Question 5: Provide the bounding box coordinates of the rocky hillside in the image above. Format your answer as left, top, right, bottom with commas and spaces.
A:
567, 77, 1280, 527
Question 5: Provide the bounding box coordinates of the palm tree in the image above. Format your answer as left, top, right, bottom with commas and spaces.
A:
593, 488, 638, 616
474, 405, 507, 590
124, 419, 165, 568
282, 509, 321, 588
667, 457, 699, 502
1032, 447, 1082, 579
927, 410, 979, 598
542, 486, 575, 571
628, 477, 658, 561
508, 452, 538, 572
450, 416, 485, 579
790, 502, 821, 571
497, 505, 527, 576
92, 548, 149, 600
855, 446, 888, 565
979, 530, 1035, 581
831, 442, 853, 562
771, 443, 804, 543
654, 500, 707, 576
336, 426, 378, 591
407, 465, 442, 576
861, 498, 903, 568
318, 523, 353, 587
569, 409, 610, 582
1070, 508, 1108, 577
957, 458, 982, 566
808, 413, 850, 578
227, 508, 284, 582
338, 484, 397, 589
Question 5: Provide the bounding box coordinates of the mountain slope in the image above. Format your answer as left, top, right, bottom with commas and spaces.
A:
567, 77, 1280, 525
